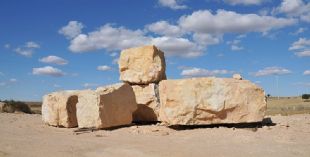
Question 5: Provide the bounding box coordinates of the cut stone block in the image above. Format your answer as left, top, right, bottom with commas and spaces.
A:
159, 77, 267, 125
118, 45, 166, 84
42, 90, 79, 128
76, 83, 137, 129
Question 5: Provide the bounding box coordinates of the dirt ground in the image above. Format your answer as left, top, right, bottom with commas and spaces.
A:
0, 113, 310, 157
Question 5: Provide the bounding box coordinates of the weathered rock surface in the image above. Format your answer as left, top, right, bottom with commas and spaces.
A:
233, 73, 243, 80
0, 102, 5, 113
42, 90, 79, 128
118, 45, 166, 84
159, 77, 266, 125
76, 83, 137, 129
132, 83, 160, 122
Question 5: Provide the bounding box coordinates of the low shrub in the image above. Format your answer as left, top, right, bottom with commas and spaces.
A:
0, 100, 32, 114
302, 94, 310, 100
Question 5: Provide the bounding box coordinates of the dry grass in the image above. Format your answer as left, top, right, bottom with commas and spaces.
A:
266, 97, 310, 115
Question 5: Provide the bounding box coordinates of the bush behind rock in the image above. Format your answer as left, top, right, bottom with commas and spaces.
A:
0, 100, 32, 114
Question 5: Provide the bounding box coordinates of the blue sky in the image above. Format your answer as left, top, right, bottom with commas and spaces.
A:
0, 0, 309, 101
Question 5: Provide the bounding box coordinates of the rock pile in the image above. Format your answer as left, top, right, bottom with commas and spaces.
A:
42, 45, 267, 129
118, 45, 166, 122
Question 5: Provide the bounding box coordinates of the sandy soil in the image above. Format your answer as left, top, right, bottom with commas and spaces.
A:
0, 113, 310, 157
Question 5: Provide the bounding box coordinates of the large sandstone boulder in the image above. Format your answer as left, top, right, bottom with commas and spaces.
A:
118, 45, 166, 84
159, 77, 266, 125
76, 83, 137, 129
132, 83, 160, 122
42, 90, 79, 128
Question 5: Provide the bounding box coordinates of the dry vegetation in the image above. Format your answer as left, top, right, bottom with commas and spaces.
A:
266, 97, 310, 115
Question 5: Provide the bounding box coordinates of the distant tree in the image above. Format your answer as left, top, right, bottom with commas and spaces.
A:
302, 94, 310, 99
267, 94, 271, 97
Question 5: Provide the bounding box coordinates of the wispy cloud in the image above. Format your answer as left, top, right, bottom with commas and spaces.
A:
291, 27, 307, 35
304, 70, 310, 75
289, 38, 310, 57
253, 66, 291, 77
223, 0, 267, 6
39, 55, 68, 65
25, 41, 40, 48
227, 39, 244, 51
32, 66, 65, 77
97, 65, 112, 71
181, 67, 235, 77
13, 41, 40, 57
83, 83, 98, 88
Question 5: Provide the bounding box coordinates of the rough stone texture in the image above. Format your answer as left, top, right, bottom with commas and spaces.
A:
233, 73, 243, 80
0, 102, 5, 113
119, 45, 166, 84
42, 90, 79, 128
132, 83, 160, 122
76, 83, 137, 129
159, 77, 266, 125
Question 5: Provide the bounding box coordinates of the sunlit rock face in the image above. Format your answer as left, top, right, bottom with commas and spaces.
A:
42, 90, 79, 128
131, 83, 160, 122
118, 45, 166, 85
159, 77, 266, 125
76, 83, 137, 129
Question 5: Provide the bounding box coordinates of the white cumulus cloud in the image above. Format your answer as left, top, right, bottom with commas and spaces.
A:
59, 21, 84, 39
179, 9, 296, 34
69, 24, 149, 53
39, 55, 68, 65
181, 67, 234, 77
97, 65, 112, 71
151, 36, 203, 58
32, 66, 65, 77
146, 20, 184, 37
158, 0, 187, 10
274, 0, 310, 23
253, 66, 291, 77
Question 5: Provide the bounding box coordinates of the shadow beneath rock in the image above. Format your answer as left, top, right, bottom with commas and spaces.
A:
73, 124, 137, 134
132, 121, 160, 126
169, 118, 276, 131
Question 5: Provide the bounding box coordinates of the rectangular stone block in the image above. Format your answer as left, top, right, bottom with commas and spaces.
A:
76, 83, 137, 129
42, 90, 79, 128
118, 45, 166, 84
159, 78, 267, 125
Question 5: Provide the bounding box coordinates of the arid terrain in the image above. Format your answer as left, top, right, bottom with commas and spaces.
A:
0, 97, 310, 157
